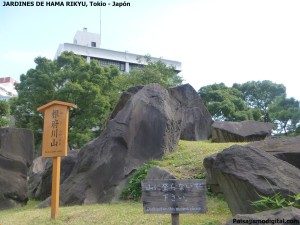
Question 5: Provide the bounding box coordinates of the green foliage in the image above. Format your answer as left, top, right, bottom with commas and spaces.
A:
0, 100, 10, 127
11, 52, 120, 149
121, 161, 157, 201
193, 172, 206, 179
199, 80, 300, 135
114, 55, 183, 90
233, 80, 286, 122
268, 95, 300, 136
198, 83, 262, 121
252, 192, 300, 212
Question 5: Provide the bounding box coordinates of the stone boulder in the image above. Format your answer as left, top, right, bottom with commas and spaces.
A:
110, 85, 143, 119
145, 166, 176, 180
225, 207, 300, 225
47, 83, 184, 206
0, 128, 34, 210
205, 136, 300, 196
203, 153, 222, 195
28, 151, 78, 200
247, 136, 300, 169
111, 84, 213, 141
213, 145, 300, 215
169, 84, 213, 140
212, 120, 272, 142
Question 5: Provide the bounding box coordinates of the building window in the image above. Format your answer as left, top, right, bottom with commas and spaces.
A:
120, 63, 125, 72
91, 42, 96, 47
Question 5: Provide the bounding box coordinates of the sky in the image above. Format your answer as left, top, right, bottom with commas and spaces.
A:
1, 0, 300, 100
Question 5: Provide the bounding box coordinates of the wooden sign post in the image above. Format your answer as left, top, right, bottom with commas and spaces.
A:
142, 179, 206, 225
37, 101, 77, 219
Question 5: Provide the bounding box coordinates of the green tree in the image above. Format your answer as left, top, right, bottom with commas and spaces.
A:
115, 55, 183, 90
268, 95, 300, 135
198, 83, 262, 121
233, 80, 286, 122
12, 52, 120, 149
0, 100, 10, 127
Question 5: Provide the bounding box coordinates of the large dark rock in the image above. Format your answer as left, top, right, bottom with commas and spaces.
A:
204, 136, 300, 197
203, 153, 223, 195
169, 84, 213, 140
213, 145, 300, 215
212, 120, 272, 142
0, 128, 34, 210
28, 151, 78, 200
225, 207, 300, 225
110, 85, 144, 119
111, 84, 213, 141
52, 83, 183, 206
247, 136, 300, 169
145, 166, 176, 180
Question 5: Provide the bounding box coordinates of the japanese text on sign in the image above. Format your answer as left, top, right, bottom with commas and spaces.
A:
142, 179, 206, 214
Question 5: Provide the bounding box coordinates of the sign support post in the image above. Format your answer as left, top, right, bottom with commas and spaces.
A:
171, 213, 179, 225
51, 156, 61, 219
37, 101, 77, 219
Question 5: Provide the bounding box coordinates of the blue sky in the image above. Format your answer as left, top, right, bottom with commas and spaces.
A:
1, 0, 300, 100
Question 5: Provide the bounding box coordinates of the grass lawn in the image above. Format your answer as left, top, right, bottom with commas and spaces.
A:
0, 140, 238, 225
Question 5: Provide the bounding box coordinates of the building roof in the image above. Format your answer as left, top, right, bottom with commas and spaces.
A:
55, 28, 182, 72
73, 29, 100, 47
55, 43, 182, 71
0, 77, 16, 84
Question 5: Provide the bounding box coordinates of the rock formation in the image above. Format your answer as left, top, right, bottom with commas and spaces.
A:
28, 151, 78, 200
145, 166, 176, 180
111, 84, 213, 141
247, 136, 300, 169
110, 85, 143, 119
169, 84, 213, 140
203, 153, 222, 195
213, 145, 300, 215
0, 128, 34, 210
212, 120, 272, 142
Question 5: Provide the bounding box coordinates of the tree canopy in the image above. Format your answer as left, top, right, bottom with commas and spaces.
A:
198, 83, 262, 121
268, 95, 300, 135
114, 55, 183, 90
199, 81, 300, 135
233, 80, 286, 122
12, 52, 119, 149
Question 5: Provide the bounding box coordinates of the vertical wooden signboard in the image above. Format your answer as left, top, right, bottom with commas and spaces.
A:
37, 101, 77, 219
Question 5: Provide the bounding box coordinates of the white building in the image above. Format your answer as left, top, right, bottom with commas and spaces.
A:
0, 77, 17, 100
55, 28, 182, 73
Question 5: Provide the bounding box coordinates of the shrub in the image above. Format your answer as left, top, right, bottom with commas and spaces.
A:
252, 192, 300, 212
121, 161, 157, 201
